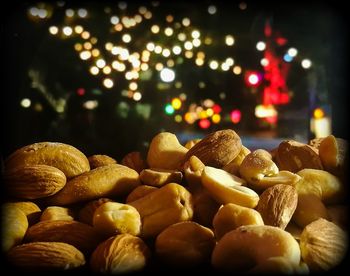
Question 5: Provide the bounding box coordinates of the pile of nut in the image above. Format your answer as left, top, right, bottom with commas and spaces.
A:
1, 129, 348, 274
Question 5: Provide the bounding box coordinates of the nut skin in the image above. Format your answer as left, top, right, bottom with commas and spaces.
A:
40, 206, 75, 222
275, 140, 323, 173
140, 168, 183, 187
4, 165, 66, 200
182, 129, 242, 168
7, 242, 85, 271
125, 185, 158, 203
5, 142, 90, 179
24, 220, 102, 254
300, 218, 348, 272
121, 151, 147, 174
256, 184, 298, 230
1, 204, 28, 252
45, 164, 140, 205
88, 154, 117, 169
78, 198, 112, 225
90, 234, 150, 274
4, 201, 41, 225
155, 221, 216, 268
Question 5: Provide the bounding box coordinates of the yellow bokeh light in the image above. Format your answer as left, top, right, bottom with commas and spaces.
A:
90, 37, 98, 44
91, 49, 100, 57
129, 82, 138, 90
90, 66, 99, 75
184, 41, 193, 50
83, 42, 92, 50
151, 25, 160, 33
155, 63, 164, 71
122, 34, 132, 43
119, 49, 129, 60
74, 43, 83, 51
171, 98, 182, 110
184, 51, 193, 59
206, 108, 214, 117
105, 42, 113, 51
63, 26, 73, 36
182, 17, 190, 26
209, 60, 219, 70
164, 27, 173, 36
204, 37, 212, 45
154, 45, 162, 54
139, 6, 147, 14
103, 78, 114, 88
313, 108, 325, 119
114, 23, 123, 31
233, 65, 242, 75
162, 48, 171, 57
141, 63, 149, 71
225, 35, 235, 46
74, 25, 83, 34
96, 59, 106, 68
146, 42, 155, 51
184, 112, 195, 124
197, 51, 205, 59
178, 33, 186, 41
172, 46, 182, 55
192, 38, 201, 47
174, 115, 182, 123
144, 11, 152, 19
195, 58, 204, 66
134, 14, 142, 23
212, 114, 221, 124
199, 110, 208, 119
49, 26, 58, 35
80, 51, 91, 60
226, 57, 234, 66
166, 15, 174, 23
167, 59, 175, 67
81, 31, 90, 39
103, 66, 112, 74
133, 92, 142, 101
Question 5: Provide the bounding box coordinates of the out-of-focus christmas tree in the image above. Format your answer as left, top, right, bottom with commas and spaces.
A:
4, 0, 340, 158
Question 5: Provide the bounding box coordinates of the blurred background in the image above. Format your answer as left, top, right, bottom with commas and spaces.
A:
1, 0, 349, 160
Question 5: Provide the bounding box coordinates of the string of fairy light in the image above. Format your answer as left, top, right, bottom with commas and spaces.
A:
24, 1, 313, 129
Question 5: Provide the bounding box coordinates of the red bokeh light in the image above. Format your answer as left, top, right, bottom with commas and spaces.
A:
230, 109, 241, 124
199, 118, 211, 129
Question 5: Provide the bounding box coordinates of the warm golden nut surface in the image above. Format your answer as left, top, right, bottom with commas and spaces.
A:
90, 234, 150, 274
319, 135, 348, 176
121, 151, 147, 174
88, 154, 117, 169
183, 129, 242, 168
78, 198, 112, 225
201, 166, 259, 208
292, 194, 329, 228
7, 242, 85, 271
275, 140, 323, 172
300, 218, 348, 272
211, 225, 301, 273
24, 220, 102, 254
295, 168, 344, 204
125, 185, 158, 203
256, 184, 298, 229
4, 201, 41, 225
4, 165, 67, 199
93, 202, 141, 237
155, 221, 215, 268
147, 132, 188, 170
239, 149, 278, 184
129, 183, 194, 238
213, 203, 264, 240
4, 142, 90, 178
40, 206, 75, 221
1, 205, 28, 252
45, 164, 140, 205
222, 145, 251, 175
184, 138, 202, 149
139, 168, 183, 187
183, 155, 205, 191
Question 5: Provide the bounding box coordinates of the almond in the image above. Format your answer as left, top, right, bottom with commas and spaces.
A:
7, 242, 85, 271
182, 129, 242, 168
4, 165, 66, 199
256, 184, 298, 229
300, 218, 348, 272
88, 154, 117, 169
24, 220, 102, 254
121, 151, 147, 173
275, 140, 323, 172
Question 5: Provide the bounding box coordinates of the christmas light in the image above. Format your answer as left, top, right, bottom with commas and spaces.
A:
256, 41, 266, 51
49, 26, 58, 35
103, 78, 114, 88
313, 107, 324, 119
301, 59, 312, 69
165, 104, 175, 115
20, 98, 31, 108
199, 118, 211, 129
171, 98, 182, 109
160, 68, 175, 82
287, 48, 298, 57
230, 110, 241, 123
